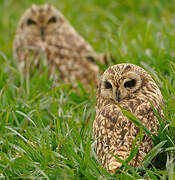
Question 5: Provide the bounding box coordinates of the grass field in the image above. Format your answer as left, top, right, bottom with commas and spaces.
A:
0, 0, 175, 179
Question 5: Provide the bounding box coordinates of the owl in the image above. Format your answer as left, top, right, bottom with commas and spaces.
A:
93, 63, 163, 173
13, 4, 107, 88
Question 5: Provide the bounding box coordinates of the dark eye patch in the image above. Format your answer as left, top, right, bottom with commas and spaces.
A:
48, 16, 57, 23
105, 81, 112, 89
27, 19, 36, 25
86, 56, 95, 63
124, 79, 136, 88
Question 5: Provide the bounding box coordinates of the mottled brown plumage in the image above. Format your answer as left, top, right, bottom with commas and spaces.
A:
93, 63, 163, 173
13, 4, 106, 88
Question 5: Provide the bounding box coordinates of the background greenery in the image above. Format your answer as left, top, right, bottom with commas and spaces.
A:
0, 0, 175, 179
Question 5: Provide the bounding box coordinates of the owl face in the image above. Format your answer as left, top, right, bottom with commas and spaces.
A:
18, 4, 65, 41
98, 64, 151, 103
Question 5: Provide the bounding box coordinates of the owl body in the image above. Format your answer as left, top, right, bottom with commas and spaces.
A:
93, 63, 163, 172
13, 4, 104, 87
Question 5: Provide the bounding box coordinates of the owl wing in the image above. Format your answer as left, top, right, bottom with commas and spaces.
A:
57, 23, 111, 67
94, 100, 161, 172
125, 101, 160, 167
94, 103, 132, 171
134, 101, 160, 134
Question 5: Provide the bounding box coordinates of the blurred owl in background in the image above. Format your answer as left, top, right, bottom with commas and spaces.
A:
13, 4, 107, 88
93, 63, 163, 173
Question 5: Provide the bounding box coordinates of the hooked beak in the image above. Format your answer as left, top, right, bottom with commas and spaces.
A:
116, 89, 120, 102
40, 27, 45, 39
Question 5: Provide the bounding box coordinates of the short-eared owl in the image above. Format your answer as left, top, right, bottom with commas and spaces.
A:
93, 63, 163, 173
13, 4, 106, 87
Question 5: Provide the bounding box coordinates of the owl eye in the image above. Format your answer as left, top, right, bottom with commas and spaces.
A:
48, 16, 57, 24
124, 79, 136, 88
27, 18, 36, 25
105, 81, 112, 89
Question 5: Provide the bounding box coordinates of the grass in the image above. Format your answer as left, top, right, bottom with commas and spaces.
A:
0, 0, 175, 179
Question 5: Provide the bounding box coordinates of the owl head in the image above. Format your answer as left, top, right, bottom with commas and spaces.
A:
98, 63, 162, 104
17, 4, 66, 40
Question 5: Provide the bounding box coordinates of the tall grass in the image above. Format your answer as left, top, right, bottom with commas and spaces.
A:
0, 0, 175, 179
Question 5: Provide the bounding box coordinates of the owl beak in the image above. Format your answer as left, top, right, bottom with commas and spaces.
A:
40, 27, 45, 37
116, 89, 120, 102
